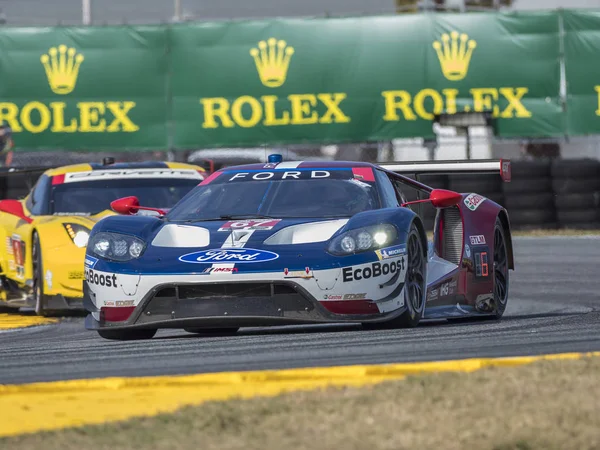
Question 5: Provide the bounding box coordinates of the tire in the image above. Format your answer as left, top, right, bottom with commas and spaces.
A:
554, 193, 599, 210
510, 160, 551, 178
507, 209, 555, 226
502, 178, 552, 195
491, 218, 509, 319
363, 222, 426, 329
551, 159, 600, 179
504, 193, 554, 210
32, 232, 52, 317
557, 209, 600, 225
184, 327, 240, 335
552, 177, 600, 195
97, 329, 157, 340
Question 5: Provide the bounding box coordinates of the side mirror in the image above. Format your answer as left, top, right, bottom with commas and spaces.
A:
0, 199, 32, 223
429, 189, 462, 208
401, 189, 462, 209
110, 196, 167, 216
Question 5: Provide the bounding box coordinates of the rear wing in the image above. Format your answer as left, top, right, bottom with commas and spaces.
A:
379, 159, 511, 182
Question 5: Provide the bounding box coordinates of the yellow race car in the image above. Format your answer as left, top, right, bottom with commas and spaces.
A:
0, 159, 207, 315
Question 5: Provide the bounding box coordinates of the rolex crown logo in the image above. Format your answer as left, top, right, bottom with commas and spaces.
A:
40, 45, 84, 95
249, 38, 294, 88
433, 31, 477, 81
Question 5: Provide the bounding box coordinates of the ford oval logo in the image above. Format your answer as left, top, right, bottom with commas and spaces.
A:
179, 248, 279, 264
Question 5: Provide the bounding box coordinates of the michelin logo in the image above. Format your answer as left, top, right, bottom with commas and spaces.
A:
85, 255, 98, 269
375, 244, 407, 261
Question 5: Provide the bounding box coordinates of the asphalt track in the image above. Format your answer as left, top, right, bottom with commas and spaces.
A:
1, 236, 599, 385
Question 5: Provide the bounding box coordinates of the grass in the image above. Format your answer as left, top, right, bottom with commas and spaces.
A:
3, 356, 599, 450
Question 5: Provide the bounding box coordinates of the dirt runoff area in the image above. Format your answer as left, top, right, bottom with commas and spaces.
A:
3, 356, 600, 450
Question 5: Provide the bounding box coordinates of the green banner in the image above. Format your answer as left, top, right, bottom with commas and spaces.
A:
0, 26, 168, 150
171, 12, 563, 148
563, 10, 600, 135
0, 10, 588, 151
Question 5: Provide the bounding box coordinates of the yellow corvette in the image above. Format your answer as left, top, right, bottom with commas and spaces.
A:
0, 160, 206, 315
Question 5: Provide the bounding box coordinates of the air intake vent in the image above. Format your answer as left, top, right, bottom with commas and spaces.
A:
442, 206, 463, 265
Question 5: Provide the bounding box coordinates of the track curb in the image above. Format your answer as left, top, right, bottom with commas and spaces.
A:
1, 350, 599, 438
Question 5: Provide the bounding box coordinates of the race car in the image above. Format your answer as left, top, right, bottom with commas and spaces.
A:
83, 155, 514, 340
0, 160, 207, 315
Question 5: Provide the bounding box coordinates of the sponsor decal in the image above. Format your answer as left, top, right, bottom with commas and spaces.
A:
375, 244, 407, 261
218, 219, 281, 232
464, 244, 471, 258
85, 255, 98, 268
343, 293, 367, 300
427, 288, 439, 303
5, 237, 12, 255
323, 294, 342, 300
342, 258, 405, 283
179, 248, 279, 264
464, 193, 486, 211
116, 300, 135, 307
10, 235, 25, 278
45, 270, 53, 290
284, 267, 313, 279
85, 268, 118, 288
439, 279, 458, 298
227, 170, 331, 182
68, 271, 85, 280
203, 267, 239, 274
469, 235, 486, 245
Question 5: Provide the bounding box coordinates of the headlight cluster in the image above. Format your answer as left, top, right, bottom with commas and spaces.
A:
63, 223, 91, 248
88, 232, 146, 261
327, 224, 397, 256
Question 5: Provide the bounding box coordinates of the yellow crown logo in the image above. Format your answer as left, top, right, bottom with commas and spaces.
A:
249, 38, 294, 88
433, 31, 477, 81
40, 45, 84, 95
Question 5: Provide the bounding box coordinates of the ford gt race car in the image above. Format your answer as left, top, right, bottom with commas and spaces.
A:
0, 160, 206, 315
84, 156, 514, 340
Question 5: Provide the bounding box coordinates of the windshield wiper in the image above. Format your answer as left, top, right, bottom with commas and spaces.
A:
218, 214, 276, 220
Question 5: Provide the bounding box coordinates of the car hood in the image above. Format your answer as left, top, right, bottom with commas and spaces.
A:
150, 217, 350, 249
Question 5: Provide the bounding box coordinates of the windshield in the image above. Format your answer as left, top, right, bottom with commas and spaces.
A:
166, 169, 380, 221
50, 179, 200, 215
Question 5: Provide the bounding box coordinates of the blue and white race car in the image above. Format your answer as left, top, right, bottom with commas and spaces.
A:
84, 155, 514, 340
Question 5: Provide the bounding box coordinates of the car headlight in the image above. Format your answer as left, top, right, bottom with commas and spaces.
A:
63, 223, 91, 248
88, 232, 146, 261
327, 224, 398, 256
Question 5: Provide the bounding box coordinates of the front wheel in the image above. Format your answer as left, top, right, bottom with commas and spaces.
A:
97, 329, 157, 341
363, 222, 427, 329
32, 232, 52, 316
492, 217, 510, 319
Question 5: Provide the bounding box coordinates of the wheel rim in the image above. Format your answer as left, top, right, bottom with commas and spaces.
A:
405, 232, 425, 313
494, 227, 508, 305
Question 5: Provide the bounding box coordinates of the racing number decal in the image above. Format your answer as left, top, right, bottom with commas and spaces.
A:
474, 250, 489, 277
10, 236, 26, 278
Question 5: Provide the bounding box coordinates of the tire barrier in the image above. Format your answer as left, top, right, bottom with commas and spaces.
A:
501, 160, 558, 230
550, 159, 600, 229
